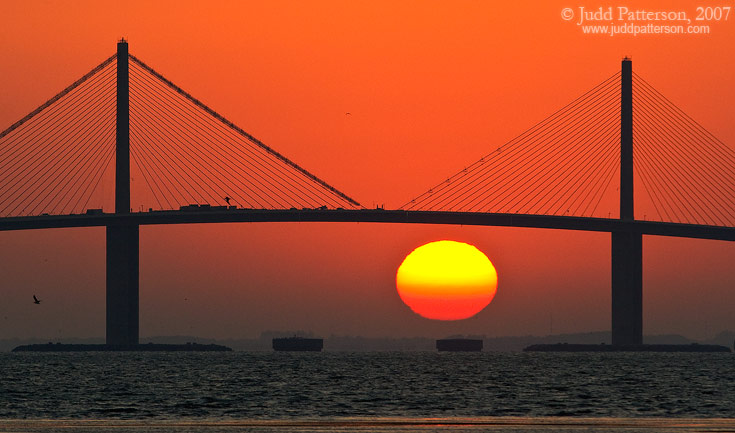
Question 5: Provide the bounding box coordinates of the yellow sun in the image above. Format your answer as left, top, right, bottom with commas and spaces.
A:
396, 240, 498, 320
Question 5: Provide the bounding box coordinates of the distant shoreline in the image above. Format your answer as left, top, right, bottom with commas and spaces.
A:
2, 330, 733, 352
523, 343, 731, 352
11, 342, 232, 352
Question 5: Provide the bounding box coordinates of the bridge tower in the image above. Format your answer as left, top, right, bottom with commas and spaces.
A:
106, 38, 140, 345
611, 57, 642, 345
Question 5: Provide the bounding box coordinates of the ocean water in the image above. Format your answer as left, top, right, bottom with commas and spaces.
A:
1, 352, 734, 432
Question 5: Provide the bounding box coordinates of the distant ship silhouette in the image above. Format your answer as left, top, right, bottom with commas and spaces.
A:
272, 337, 323, 352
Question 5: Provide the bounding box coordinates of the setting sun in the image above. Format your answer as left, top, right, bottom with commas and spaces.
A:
396, 240, 498, 320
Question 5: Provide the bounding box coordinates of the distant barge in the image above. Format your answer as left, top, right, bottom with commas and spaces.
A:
12, 343, 232, 352
436, 338, 483, 352
272, 337, 323, 352
523, 343, 731, 353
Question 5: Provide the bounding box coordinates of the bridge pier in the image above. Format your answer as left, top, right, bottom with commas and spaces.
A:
106, 224, 139, 345
611, 231, 642, 345
610, 57, 643, 346
105, 38, 140, 345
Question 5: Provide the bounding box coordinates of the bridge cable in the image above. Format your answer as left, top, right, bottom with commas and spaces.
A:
439, 75, 620, 212
17, 87, 115, 215
0, 64, 116, 184
129, 144, 165, 210
634, 79, 735, 203
35, 88, 117, 215
128, 67, 316, 209
634, 73, 735, 166
0, 54, 115, 141
0, 68, 116, 216
571, 121, 622, 216
128, 60, 349, 210
79, 143, 117, 212
510, 92, 620, 215
634, 74, 735, 226
632, 155, 666, 222
0, 67, 115, 189
632, 134, 680, 223
634, 79, 735, 201
425, 75, 620, 214
401, 71, 620, 211
128, 54, 361, 208
0, 64, 117, 177
589, 154, 620, 218
633, 100, 715, 223
38, 107, 116, 216
128, 82, 232, 207
129, 103, 204, 206
548, 112, 621, 216
53, 112, 117, 215
634, 87, 733, 225
130, 73, 264, 208
402, 72, 621, 215
633, 78, 735, 225
129, 127, 177, 209
481, 95, 617, 214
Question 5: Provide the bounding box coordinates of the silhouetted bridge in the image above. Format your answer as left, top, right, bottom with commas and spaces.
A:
0, 209, 731, 241
2, 40, 733, 346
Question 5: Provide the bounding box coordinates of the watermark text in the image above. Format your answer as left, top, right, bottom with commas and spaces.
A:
561, 6, 731, 36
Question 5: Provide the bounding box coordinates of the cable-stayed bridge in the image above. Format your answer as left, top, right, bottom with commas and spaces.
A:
1, 40, 733, 346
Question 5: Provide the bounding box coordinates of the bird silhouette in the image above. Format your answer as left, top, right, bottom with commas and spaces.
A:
33, 295, 41, 305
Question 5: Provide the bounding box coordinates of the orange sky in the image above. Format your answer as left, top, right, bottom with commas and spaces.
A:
0, 0, 733, 341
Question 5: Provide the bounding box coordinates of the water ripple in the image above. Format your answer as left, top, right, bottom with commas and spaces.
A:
0, 352, 734, 420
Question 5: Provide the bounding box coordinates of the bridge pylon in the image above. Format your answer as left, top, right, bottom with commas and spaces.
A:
611, 57, 642, 346
106, 38, 140, 345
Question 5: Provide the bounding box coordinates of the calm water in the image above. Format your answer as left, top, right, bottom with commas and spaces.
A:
1, 352, 734, 432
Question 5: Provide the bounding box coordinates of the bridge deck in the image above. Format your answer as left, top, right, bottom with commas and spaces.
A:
0, 209, 732, 241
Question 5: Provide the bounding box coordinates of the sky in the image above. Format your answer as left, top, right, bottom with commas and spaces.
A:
0, 0, 733, 341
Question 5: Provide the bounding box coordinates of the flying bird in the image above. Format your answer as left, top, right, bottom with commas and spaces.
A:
33, 295, 41, 305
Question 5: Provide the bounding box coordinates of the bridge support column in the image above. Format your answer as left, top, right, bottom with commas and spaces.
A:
106, 224, 139, 345
115, 38, 130, 214
610, 57, 642, 346
105, 38, 139, 345
611, 231, 642, 345
620, 58, 633, 221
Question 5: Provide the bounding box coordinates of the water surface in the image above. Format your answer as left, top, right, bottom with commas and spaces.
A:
1, 352, 733, 431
